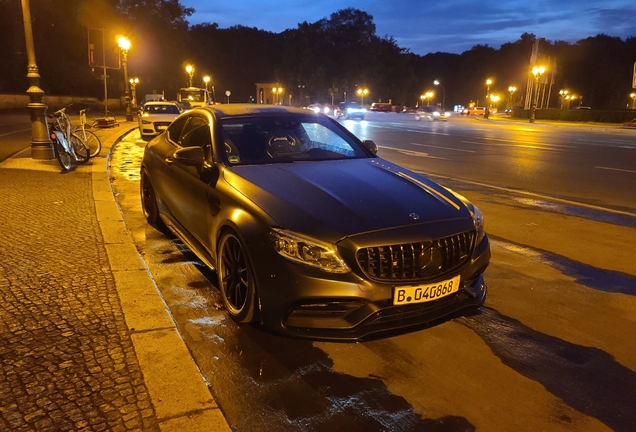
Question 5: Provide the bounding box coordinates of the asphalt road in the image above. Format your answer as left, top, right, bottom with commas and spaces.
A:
7, 111, 636, 431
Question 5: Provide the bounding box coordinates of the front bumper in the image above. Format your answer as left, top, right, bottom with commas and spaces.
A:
251, 234, 490, 341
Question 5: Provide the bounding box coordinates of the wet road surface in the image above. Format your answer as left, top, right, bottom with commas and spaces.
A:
109, 115, 636, 432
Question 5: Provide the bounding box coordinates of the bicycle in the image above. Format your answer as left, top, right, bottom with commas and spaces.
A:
48, 107, 90, 171
73, 108, 102, 158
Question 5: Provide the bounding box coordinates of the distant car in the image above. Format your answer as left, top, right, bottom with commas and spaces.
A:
140, 104, 490, 340
574, 106, 591, 110
621, 118, 636, 128
306, 104, 332, 115
370, 102, 392, 112
461, 107, 486, 115
138, 101, 182, 141
306, 104, 323, 113
335, 101, 366, 120
415, 105, 448, 121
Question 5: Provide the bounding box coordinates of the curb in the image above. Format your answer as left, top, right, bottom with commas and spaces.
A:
96, 126, 231, 431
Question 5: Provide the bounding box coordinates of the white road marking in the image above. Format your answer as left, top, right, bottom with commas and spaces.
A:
423, 173, 636, 218
595, 166, 636, 174
411, 143, 475, 153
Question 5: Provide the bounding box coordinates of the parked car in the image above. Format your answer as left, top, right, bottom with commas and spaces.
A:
140, 105, 490, 340
335, 101, 366, 120
138, 101, 182, 141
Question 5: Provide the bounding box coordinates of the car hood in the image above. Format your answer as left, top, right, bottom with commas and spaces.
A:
224, 158, 472, 242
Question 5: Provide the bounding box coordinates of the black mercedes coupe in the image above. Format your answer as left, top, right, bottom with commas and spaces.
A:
140, 104, 490, 340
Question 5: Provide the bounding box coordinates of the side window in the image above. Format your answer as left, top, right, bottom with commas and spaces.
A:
179, 116, 211, 149
166, 115, 189, 144
302, 123, 355, 156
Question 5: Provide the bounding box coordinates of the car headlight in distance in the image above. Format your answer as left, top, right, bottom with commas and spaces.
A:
269, 228, 351, 273
444, 189, 486, 245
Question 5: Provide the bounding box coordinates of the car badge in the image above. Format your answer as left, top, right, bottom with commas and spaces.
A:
419, 246, 444, 277
409, 213, 420, 220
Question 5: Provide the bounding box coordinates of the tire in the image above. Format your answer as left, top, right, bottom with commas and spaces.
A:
69, 133, 90, 164
74, 127, 101, 158
54, 141, 72, 171
140, 169, 165, 230
217, 232, 258, 323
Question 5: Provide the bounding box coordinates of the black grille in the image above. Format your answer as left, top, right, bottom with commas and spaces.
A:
356, 231, 474, 282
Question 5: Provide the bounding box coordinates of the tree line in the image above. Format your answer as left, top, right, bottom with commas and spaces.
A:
2, 0, 635, 110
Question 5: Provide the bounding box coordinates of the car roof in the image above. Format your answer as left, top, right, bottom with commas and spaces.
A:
144, 101, 178, 106
191, 104, 315, 119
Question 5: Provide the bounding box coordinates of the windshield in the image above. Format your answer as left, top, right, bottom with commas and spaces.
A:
180, 89, 206, 102
143, 104, 180, 115
220, 114, 370, 165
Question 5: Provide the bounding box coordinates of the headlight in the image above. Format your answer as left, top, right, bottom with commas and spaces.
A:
269, 228, 351, 273
141, 119, 152, 124
444, 189, 486, 244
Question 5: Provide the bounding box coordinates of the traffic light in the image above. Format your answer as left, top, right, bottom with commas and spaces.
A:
250, 95, 255, 103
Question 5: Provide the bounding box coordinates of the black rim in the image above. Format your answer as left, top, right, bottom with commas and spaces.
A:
221, 235, 248, 314
141, 172, 154, 218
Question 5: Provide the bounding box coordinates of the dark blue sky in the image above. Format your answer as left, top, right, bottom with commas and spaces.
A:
180, 0, 636, 55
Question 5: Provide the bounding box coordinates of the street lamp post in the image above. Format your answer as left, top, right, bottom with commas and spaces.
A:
357, 88, 369, 106
508, 86, 517, 110
529, 66, 545, 123
203, 76, 211, 104
425, 91, 433, 106
485, 79, 493, 119
185, 65, 194, 87
631, 93, 636, 109
420, 95, 425, 107
118, 37, 133, 121
559, 89, 569, 109
20, 0, 54, 159
129, 77, 139, 107
434, 80, 445, 110
272, 87, 283, 104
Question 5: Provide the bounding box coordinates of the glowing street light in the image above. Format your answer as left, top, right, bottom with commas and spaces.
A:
185, 64, 194, 87
357, 88, 369, 106
425, 91, 433, 106
118, 36, 133, 121
530, 66, 545, 123
129, 77, 139, 107
272, 87, 283, 104
631, 93, 636, 109
433, 80, 445, 110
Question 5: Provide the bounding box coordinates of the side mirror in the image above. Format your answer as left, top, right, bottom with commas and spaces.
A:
362, 139, 378, 155
173, 146, 205, 166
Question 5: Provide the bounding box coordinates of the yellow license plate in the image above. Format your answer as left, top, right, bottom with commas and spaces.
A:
393, 275, 461, 306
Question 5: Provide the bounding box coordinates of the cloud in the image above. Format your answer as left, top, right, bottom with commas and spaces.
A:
180, 0, 636, 55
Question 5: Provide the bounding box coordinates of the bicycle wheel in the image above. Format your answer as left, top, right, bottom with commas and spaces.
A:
74, 127, 102, 157
54, 141, 72, 171
70, 133, 90, 164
